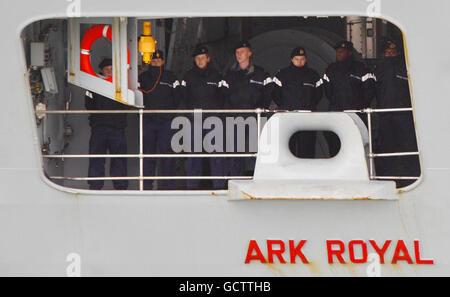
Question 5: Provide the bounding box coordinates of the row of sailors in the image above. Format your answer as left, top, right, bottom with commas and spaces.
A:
84, 39, 419, 190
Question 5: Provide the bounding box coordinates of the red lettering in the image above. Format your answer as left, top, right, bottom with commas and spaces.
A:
392, 240, 413, 264
414, 240, 434, 265
327, 240, 346, 264
369, 240, 391, 264
245, 240, 267, 264
349, 240, 368, 264
289, 240, 309, 264
267, 240, 286, 264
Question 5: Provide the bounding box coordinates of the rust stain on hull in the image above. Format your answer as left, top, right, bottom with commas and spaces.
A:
265, 263, 286, 277
307, 261, 322, 276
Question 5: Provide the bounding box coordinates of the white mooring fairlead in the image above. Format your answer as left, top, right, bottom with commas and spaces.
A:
228, 113, 397, 201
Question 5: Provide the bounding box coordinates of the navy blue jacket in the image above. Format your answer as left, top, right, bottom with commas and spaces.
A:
222, 63, 274, 110
322, 58, 376, 111
139, 66, 180, 121
85, 91, 128, 129
373, 56, 411, 109
180, 65, 224, 110
272, 63, 322, 111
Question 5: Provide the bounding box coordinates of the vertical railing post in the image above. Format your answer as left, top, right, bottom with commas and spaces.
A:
139, 109, 144, 191
256, 108, 262, 153
366, 109, 375, 180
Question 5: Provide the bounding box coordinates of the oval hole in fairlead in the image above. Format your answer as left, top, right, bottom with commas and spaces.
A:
289, 131, 340, 159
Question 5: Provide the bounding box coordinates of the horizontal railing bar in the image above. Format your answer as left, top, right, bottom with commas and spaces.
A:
371, 176, 420, 180
50, 176, 253, 181
45, 110, 140, 114
265, 110, 312, 113
84, 190, 230, 194
44, 152, 419, 159
370, 152, 420, 158
370, 108, 413, 113
43, 109, 268, 115
43, 154, 257, 159
344, 108, 413, 114
41, 108, 413, 115
52, 175, 420, 182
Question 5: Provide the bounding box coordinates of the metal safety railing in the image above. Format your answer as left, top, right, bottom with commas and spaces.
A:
343, 107, 420, 182
41, 107, 421, 191
43, 108, 268, 191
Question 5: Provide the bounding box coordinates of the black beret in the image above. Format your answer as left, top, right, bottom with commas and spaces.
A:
153, 49, 164, 60
192, 45, 209, 57
334, 41, 354, 50
383, 39, 400, 51
291, 47, 307, 58
234, 40, 252, 51
98, 58, 112, 69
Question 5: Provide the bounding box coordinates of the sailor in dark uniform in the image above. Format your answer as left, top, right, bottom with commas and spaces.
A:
139, 50, 181, 190
373, 39, 420, 186
221, 41, 274, 177
179, 45, 226, 190
85, 58, 129, 190
272, 47, 323, 158
321, 41, 376, 156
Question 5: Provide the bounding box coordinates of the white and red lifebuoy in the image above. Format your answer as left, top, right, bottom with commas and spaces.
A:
80, 25, 130, 82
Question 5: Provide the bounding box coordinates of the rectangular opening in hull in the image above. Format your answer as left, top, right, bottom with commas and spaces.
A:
21, 16, 421, 194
